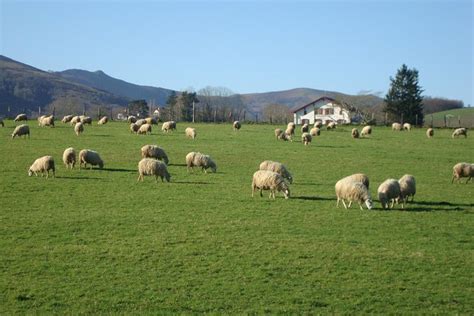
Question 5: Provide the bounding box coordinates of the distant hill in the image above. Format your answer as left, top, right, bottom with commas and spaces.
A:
0, 55, 129, 117
426, 107, 474, 128
56, 69, 175, 106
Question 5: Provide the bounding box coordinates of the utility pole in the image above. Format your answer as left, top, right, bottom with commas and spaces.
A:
192, 100, 195, 123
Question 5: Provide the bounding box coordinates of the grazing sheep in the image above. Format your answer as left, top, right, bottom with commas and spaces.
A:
74, 122, 84, 136
140, 145, 169, 164
452, 162, 474, 184
351, 128, 359, 139
341, 173, 370, 190
98, 116, 108, 125
452, 128, 467, 138
252, 170, 290, 199
11, 124, 30, 138
137, 158, 171, 182
314, 121, 322, 128
62, 147, 76, 169
335, 178, 373, 210
28, 155, 55, 178
259, 160, 293, 184
130, 123, 139, 133
137, 123, 152, 135
398, 174, 416, 207
80, 115, 92, 125
392, 122, 402, 131
39, 115, 54, 127
361, 125, 372, 137
162, 121, 176, 132
62, 115, 73, 123
301, 123, 309, 134
145, 117, 158, 125
185, 152, 217, 173
403, 123, 412, 131
14, 113, 27, 122
127, 116, 137, 123
310, 127, 320, 136
301, 132, 312, 145
185, 127, 197, 139
274, 128, 283, 139
135, 118, 147, 127
79, 149, 104, 169
233, 121, 241, 131
327, 121, 336, 130
0, 118, 4, 127
426, 128, 434, 138
37, 115, 47, 125
70, 116, 81, 125
377, 179, 401, 209
285, 122, 295, 136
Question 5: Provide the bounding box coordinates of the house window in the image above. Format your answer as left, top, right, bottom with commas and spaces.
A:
317, 108, 323, 115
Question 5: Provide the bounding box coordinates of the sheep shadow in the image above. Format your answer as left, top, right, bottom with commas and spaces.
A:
169, 163, 187, 167
173, 181, 211, 185
292, 196, 334, 201
414, 200, 473, 208
100, 168, 136, 173
58, 176, 101, 180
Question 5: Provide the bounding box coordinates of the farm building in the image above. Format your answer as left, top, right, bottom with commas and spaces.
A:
291, 96, 351, 125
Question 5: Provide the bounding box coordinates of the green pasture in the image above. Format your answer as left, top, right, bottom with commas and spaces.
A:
427, 107, 474, 128
0, 121, 472, 313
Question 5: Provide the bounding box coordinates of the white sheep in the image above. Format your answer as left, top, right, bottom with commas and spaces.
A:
62, 147, 76, 169
310, 127, 320, 136
392, 122, 402, 131
62, 115, 73, 123
285, 122, 295, 136
39, 115, 54, 127
274, 128, 283, 139
314, 121, 322, 128
403, 123, 412, 131
37, 115, 47, 125
98, 116, 108, 125
398, 174, 416, 208
327, 121, 336, 130
301, 123, 309, 134
135, 119, 147, 127
335, 178, 373, 210
301, 132, 312, 145
185, 152, 217, 173
426, 128, 434, 138
70, 116, 81, 125
130, 123, 139, 134
162, 121, 176, 132
145, 117, 158, 125
377, 179, 401, 209
80, 115, 92, 125
452, 162, 473, 184
340, 173, 370, 190
137, 158, 171, 182
452, 128, 467, 138
28, 156, 55, 178
127, 116, 137, 123
11, 124, 30, 138
137, 123, 152, 135
233, 121, 241, 131
259, 160, 293, 184
351, 128, 359, 139
252, 170, 290, 199
74, 122, 84, 136
79, 149, 104, 169
361, 125, 372, 137
185, 127, 197, 139
140, 145, 169, 165
14, 113, 27, 122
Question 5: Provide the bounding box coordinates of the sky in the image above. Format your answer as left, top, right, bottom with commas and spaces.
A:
1, 0, 473, 105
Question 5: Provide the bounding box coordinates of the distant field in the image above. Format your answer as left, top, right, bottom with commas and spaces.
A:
0, 121, 473, 314
426, 107, 474, 128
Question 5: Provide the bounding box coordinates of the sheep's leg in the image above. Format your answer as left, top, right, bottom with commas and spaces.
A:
336, 197, 340, 207
341, 199, 348, 209
137, 175, 141, 182
259, 189, 263, 197
46, 170, 49, 179
251, 185, 255, 197
452, 176, 456, 183
390, 199, 395, 209
348, 201, 352, 208
466, 177, 471, 184
358, 203, 363, 211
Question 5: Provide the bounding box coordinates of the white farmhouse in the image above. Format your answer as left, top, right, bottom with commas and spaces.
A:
291, 96, 351, 125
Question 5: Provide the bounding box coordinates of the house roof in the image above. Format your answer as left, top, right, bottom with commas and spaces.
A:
290, 96, 341, 113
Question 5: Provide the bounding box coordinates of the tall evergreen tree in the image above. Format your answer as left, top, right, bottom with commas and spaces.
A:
384, 64, 424, 125
165, 91, 178, 120
180, 91, 199, 122
128, 99, 148, 117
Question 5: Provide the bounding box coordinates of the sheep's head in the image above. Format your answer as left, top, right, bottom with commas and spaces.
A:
28, 168, 33, 177
365, 198, 373, 210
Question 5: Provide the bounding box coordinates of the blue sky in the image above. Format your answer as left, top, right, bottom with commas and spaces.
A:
1, 0, 472, 105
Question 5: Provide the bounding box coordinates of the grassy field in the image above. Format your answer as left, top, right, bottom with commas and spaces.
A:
426, 107, 474, 128
0, 121, 473, 313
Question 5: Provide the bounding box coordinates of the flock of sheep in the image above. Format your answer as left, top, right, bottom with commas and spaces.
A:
5, 113, 473, 209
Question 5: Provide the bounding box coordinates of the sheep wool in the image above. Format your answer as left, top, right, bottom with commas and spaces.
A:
286, 122, 295, 136
403, 123, 412, 131
186, 152, 217, 173
162, 121, 176, 132
335, 178, 373, 210
351, 128, 360, 139
377, 179, 401, 209
274, 128, 283, 139
398, 174, 416, 207
79, 149, 104, 169
74, 122, 84, 136
341, 173, 370, 190
14, 113, 27, 122
233, 121, 241, 131
130, 123, 139, 133
11, 124, 30, 138
452, 162, 474, 184
361, 125, 372, 137
62, 115, 73, 123
135, 119, 147, 127
185, 127, 197, 139
80, 116, 92, 125
138, 123, 152, 135
310, 127, 320, 136
314, 121, 322, 128
39, 115, 54, 127
141, 145, 169, 165
426, 128, 434, 138
252, 170, 290, 199
301, 132, 312, 145
98, 116, 108, 125
327, 122, 336, 130
259, 160, 293, 184
452, 128, 467, 138
137, 158, 171, 182
301, 123, 309, 134
127, 116, 137, 123
145, 117, 158, 125
392, 123, 402, 131
28, 156, 55, 178
62, 147, 76, 169
70, 116, 81, 125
